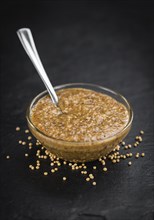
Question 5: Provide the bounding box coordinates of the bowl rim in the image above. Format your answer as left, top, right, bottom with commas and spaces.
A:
26, 83, 133, 145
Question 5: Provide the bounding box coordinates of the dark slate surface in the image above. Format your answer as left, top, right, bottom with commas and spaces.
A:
1, 1, 154, 220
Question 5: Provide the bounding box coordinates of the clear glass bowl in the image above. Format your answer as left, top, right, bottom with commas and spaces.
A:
26, 83, 133, 162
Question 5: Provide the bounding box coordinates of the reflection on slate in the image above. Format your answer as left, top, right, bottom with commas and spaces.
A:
1, 1, 154, 220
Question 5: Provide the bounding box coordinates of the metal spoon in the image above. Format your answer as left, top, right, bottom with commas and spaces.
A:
17, 28, 58, 105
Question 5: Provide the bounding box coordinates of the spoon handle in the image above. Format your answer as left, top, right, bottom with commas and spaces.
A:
17, 28, 58, 105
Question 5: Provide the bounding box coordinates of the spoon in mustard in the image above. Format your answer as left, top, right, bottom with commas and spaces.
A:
17, 28, 58, 105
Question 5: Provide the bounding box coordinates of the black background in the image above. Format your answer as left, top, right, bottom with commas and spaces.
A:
1, 1, 154, 220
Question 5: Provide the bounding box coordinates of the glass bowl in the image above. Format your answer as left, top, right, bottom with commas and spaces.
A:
26, 83, 133, 162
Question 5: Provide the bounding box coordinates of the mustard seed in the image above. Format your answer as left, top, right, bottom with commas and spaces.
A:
92, 182, 96, 186
22, 141, 26, 145
25, 153, 28, 157
19, 140, 22, 144
103, 167, 107, 172
129, 153, 133, 157
89, 174, 94, 179
86, 177, 90, 182
16, 127, 20, 131
25, 129, 29, 133
93, 166, 97, 170
6, 155, 10, 159
28, 136, 32, 140
140, 130, 144, 135
122, 141, 125, 146
63, 177, 67, 181
128, 144, 132, 149
141, 153, 145, 157
128, 161, 132, 166
135, 154, 139, 158
44, 172, 48, 176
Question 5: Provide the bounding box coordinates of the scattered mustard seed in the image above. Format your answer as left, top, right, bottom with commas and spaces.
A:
16, 127, 20, 131
140, 130, 144, 135
141, 153, 145, 157
25, 129, 29, 133
92, 182, 96, 186
135, 154, 139, 158
122, 141, 125, 146
63, 177, 67, 181
6, 155, 10, 159
128, 161, 132, 166
51, 169, 55, 173
103, 167, 107, 172
44, 172, 48, 176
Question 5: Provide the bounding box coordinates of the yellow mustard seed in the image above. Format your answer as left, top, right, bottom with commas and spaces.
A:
86, 177, 90, 182
51, 169, 55, 173
22, 141, 26, 145
89, 174, 94, 179
122, 141, 125, 146
124, 146, 128, 150
19, 140, 22, 144
102, 160, 106, 165
135, 154, 139, 158
129, 153, 133, 157
25, 129, 29, 133
128, 161, 132, 166
92, 182, 96, 186
25, 153, 28, 157
103, 167, 107, 172
28, 136, 32, 140
63, 177, 67, 181
138, 137, 142, 142
44, 172, 48, 176
140, 130, 144, 135
16, 127, 20, 131
6, 155, 10, 159
128, 144, 132, 149
93, 166, 97, 170
141, 153, 145, 157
